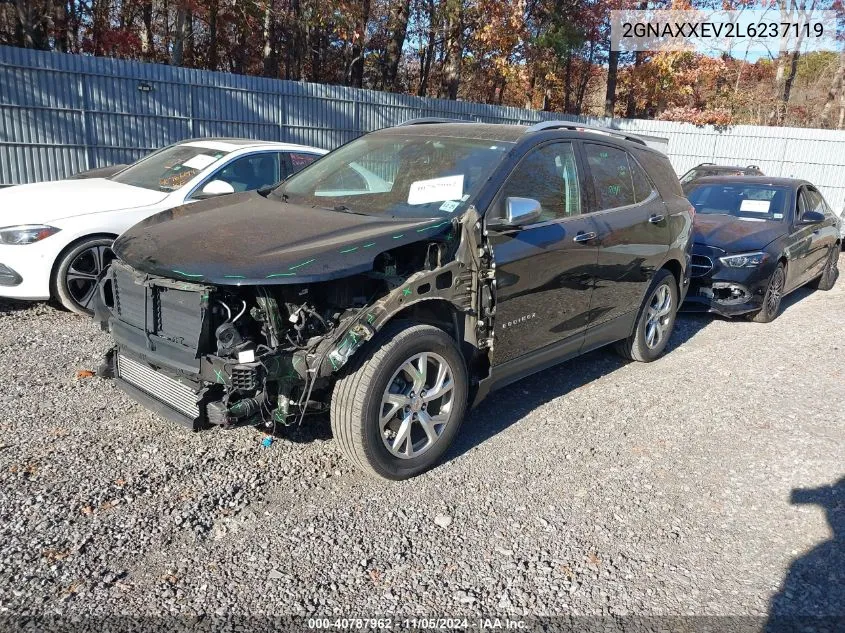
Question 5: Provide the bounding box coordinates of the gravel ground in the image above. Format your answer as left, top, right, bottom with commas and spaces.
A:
0, 256, 842, 624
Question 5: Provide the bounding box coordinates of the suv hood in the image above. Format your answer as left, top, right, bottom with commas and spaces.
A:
0, 178, 169, 223
693, 214, 787, 252
113, 192, 453, 284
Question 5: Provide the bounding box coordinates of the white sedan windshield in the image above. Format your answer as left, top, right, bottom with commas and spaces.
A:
112, 142, 235, 192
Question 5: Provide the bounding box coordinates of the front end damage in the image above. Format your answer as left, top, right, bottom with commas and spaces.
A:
96, 210, 494, 431
683, 244, 772, 317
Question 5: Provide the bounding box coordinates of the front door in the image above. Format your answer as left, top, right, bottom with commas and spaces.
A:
582, 143, 670, 327
486, 141, 598, 365
788, 186, 832, 289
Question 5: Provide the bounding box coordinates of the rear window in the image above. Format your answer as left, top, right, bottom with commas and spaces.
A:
633, 147, 683, 199
687, 184, 789, 221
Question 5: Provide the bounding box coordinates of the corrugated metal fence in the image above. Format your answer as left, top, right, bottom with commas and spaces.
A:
2, 45, 845, 209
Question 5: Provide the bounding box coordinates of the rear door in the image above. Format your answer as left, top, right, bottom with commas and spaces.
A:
487, 141, 598, 365
582, 142, 669, 328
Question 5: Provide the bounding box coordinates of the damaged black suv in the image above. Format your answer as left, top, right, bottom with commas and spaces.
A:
97, 120, 693, 479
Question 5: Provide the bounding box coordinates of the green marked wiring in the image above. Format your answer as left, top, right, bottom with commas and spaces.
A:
214, 369, 228, 384
339, 247, 358, 254
392, 234, 405, 239
265, 272, 296, 278
172, 270, 203, 278
362, 242, 376, 248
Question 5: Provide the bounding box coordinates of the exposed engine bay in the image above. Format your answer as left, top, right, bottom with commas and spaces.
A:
96, 210, 494, 431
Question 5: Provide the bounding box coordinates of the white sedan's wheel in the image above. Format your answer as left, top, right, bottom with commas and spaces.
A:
53, 236, 115, 316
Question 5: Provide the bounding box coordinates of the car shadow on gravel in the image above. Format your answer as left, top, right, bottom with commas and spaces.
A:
766, 476, 845, 631
445, 313, 713, 462
0, 298, 39, 313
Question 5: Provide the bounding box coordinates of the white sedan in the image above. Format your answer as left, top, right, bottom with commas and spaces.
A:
0, 138, 327, 314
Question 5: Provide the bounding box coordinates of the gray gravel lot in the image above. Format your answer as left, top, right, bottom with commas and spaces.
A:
0, 257, 842, 622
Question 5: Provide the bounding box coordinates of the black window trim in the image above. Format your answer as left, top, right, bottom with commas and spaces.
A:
580, 140, 658, 217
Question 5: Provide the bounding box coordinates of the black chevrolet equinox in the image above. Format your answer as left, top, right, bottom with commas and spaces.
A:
97, 120, 694, 479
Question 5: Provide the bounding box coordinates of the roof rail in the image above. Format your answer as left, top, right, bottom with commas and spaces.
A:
397, 117, 470, 126
525, 120, 648, 146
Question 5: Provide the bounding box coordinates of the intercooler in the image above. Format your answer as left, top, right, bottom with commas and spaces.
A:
116, 354, 200, 419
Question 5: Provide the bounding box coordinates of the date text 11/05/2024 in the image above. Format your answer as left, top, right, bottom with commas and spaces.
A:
307, 618, 527, 630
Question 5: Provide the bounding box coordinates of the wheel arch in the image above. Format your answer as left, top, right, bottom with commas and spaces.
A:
49, 232, 119, 297
660, 257, 683, 293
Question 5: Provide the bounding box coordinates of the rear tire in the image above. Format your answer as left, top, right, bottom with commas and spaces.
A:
748, 262, 786, 323
330, 321, 468, 480
616, 269, 678, 362
809, 246, 839, 291
52, 236, 116, 316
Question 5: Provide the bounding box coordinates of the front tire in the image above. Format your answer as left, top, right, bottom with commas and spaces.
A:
809, 246, 839, 291
330, 321, 468, 480
616, 269, 678, 362
748, 262, 786, 323
52, 236, 116, 316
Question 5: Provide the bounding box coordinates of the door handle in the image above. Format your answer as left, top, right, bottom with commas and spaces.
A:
648, 214, 665, 224
573, 231, 598, 243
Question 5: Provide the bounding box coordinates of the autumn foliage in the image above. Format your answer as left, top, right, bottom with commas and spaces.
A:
0, 0, 842, 127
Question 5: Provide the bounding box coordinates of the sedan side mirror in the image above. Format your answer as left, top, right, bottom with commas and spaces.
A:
490, 197, 543, 228
195, 179, 235, 199
800, 210, 826, 224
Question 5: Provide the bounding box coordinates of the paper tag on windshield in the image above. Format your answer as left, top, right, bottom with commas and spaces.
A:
740, 199, 770, 213
408, 175, 464, 205
182, 154, 218, 170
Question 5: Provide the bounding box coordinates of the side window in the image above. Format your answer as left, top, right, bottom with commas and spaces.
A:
797, 188, 808, 221
584, 144, 636, 210
805, 188, 827, 215
288, 152, 320, 174
499, 142, 581, 222
629, 154, 654, 202
206, 153, 280, 194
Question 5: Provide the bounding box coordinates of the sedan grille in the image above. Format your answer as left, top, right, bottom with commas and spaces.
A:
691, 254, 713, 278
116, 354, 200, 419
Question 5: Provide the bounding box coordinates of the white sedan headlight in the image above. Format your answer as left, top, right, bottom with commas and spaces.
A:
719, 252, 767, 268
0, 225, 61, 245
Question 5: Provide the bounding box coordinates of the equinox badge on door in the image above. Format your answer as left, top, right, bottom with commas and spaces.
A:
501, 313, 537, 330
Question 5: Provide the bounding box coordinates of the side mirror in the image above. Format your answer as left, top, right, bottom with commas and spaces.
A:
800, 210, 825, 224
490, 197, 543, 228
195, 179, 235, 199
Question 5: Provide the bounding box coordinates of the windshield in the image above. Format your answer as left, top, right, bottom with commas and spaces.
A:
275, 135, 512, 218
687, 184, 789, 221
679, 169, 702, 185
112, 142, 235, 192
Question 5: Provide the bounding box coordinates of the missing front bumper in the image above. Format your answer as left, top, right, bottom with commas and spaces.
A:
683, 281, 761, 316
113, 351, 205, 430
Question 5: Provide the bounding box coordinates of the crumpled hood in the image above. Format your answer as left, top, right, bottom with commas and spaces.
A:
0, 178, 169, 223
113, 192, 454, 284
693, 214, 787, 252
